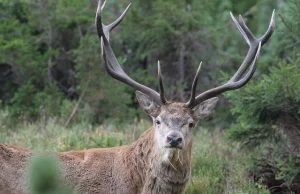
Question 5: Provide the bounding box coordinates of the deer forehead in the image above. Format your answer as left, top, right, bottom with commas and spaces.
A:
159, 103, 193, 124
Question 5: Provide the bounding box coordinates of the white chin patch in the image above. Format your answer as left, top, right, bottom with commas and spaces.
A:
162, 148, 178, 162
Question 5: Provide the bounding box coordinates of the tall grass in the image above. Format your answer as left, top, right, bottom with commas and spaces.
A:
185, 130, 269, 194
0, 110, 268, 194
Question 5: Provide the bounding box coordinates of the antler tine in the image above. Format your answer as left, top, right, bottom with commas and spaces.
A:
259, 9, 276, 45
96, 0, 164, 105
107, 5, 131, 32
100, 0, 106, 11
188, 42, 261, 107
96, 0, 131, 41
189, 11, 275, 108
237, 10, 275, 46
96, 1, 105, 39
230, 12, 251, 45
228, 12, 260, 82
158, 61, 168, 104
185, 62, 202, 107
238, 15, 256, 43
230, 11, 275, 82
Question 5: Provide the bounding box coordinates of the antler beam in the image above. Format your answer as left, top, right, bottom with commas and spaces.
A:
96, 0, 275, 108
186, 10, 275, 108
96, 0, 167, 105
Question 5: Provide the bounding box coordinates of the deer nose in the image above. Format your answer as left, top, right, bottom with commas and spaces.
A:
167, 135, 182, 147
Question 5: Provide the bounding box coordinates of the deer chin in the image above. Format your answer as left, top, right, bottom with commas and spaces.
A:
161, 147, 183, 165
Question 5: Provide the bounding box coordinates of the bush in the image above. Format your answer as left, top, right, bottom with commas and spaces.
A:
225, 0, 300, 191
226, 56, 300, 192
28, 155, 73, 194
226, 59, 300, 148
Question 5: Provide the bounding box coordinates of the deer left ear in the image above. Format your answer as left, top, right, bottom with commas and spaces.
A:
193, 97, 218, 120
136, 91, 161, 118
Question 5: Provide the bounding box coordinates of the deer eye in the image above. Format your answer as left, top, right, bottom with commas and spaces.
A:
188, 122, 194, 128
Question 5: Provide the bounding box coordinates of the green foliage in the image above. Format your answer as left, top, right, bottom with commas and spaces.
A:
225, 0, 300, 190
226, 58, 300, 148
34, 84, 65, 117
8, 82, 65, 119
9, 81, 38, 118
0, 0, 285, 125
185, 130, 269, 194
74, 34, 135, 123
28, 155, 73, 194
276, 154, 300, 184
0, 116, 133, 151
121, 0, 236, 98
226, 57, 300, 191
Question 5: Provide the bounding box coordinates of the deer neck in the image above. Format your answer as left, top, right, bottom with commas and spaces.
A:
131, 127, 192, 194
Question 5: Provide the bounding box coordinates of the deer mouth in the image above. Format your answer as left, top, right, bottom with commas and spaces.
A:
164, 145, 183, 150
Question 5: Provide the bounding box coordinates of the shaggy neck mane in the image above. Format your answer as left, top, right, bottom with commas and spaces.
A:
129, 128, 192, 194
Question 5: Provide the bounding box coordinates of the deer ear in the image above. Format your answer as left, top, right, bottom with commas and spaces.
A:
136, 91, 160, 118
193, 97, 218, 120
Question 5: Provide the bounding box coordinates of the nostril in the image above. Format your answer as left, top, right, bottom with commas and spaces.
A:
167, 136, 173, 143
177, 137, 182, 144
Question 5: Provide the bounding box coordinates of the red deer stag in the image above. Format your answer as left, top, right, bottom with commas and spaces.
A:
0, 1, 275, 194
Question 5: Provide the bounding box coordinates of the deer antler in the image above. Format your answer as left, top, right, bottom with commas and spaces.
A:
185, 10, 275, 108
96, 0, 275, 108
96, 0, 167, 105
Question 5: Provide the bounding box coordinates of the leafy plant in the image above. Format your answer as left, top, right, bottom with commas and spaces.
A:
28, 155, 73, 194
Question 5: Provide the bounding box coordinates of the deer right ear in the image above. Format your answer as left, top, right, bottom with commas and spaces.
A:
136, 91, 160, 118
193, 97, 218, 120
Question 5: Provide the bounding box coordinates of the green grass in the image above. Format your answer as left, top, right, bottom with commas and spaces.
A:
0, 116, 150, 152
185, 130, 269, 194
0, 112, 268, 194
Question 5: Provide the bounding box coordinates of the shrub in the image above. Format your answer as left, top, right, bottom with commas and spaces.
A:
28, 155, 73, 194
226, 57, 300, 192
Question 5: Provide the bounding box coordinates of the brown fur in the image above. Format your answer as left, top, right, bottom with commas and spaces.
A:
0, 144, 32, 194
0, 128, 192, 194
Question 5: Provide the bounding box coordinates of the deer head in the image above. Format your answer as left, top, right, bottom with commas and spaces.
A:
96, 1, 275, 162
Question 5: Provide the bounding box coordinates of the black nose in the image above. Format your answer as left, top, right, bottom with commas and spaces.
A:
167, 135, 182, 147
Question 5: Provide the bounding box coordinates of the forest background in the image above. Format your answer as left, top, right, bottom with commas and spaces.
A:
0, 0, 299, 193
